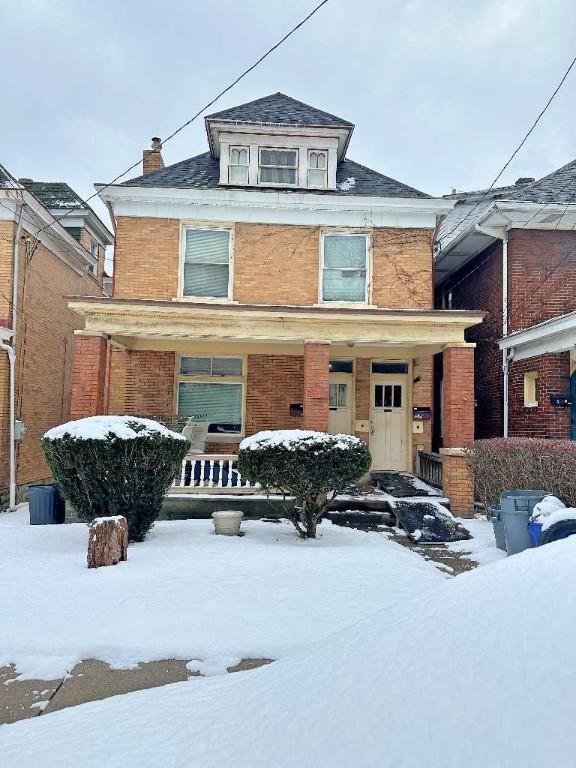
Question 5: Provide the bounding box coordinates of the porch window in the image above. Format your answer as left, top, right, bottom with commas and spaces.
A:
321, 233, 369, 303
523, 371, 538, 407
178, 356, 243, 435
229, 147, 249, 184
183, 227, 231, 299
259, 148, 298, 185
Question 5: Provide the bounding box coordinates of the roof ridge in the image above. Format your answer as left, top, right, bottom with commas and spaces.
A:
205, 91, 353, 127
508, 157, 576, 200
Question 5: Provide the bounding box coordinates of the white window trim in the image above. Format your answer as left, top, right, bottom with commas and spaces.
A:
258, 146, 299, 187
228, 145, 250, 185
178, 223, 235, 303
307, 149, 328, 189
176, 354, 246, 441
318, 230, 372, 306
523, 371, 539, 408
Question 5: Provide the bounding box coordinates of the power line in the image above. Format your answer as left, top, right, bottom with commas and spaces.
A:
28, 0, 331, 241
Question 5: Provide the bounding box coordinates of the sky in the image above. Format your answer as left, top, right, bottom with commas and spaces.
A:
1, 0, 575, 254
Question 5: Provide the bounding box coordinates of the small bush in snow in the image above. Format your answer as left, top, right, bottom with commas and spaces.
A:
465, 438, 576, 514
42, 416, 189, 542
238, 430, 371, 539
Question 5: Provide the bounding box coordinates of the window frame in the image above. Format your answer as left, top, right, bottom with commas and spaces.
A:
178, 223, 234, 303
228, 145, 250, 185
258, 146, 299, 187
523, 371, 539, 408
319, 230, 372, 306
307, 149, 328, 188
176, 354, 246, 440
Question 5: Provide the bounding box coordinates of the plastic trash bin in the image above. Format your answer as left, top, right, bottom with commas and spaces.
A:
490, 504, 506, 551
28, 484, 65, 525
528, 520, 543, 547
500, 490, 547, 555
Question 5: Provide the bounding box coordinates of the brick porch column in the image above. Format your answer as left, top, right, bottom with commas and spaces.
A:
440, 345, 475, 518
70, 333, 108, 419
303, 341, 330, 432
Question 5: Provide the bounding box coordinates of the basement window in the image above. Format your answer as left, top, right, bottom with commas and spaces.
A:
523, 372, 539, 408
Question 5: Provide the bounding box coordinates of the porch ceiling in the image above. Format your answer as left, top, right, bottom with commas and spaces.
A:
69, 298, 483, 352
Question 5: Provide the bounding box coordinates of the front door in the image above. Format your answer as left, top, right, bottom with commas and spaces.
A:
329, 375, 353, 435
370, 377, 408, 470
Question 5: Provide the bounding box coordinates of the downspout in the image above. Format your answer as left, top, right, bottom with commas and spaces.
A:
501, 231, 509, 437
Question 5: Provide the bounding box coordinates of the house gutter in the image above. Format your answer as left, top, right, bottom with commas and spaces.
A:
0, 331, 16, 509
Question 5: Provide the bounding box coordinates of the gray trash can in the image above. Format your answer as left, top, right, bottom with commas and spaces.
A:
490, 504, 506, 551
28, 484, 65, 525
500, 490, 547, 556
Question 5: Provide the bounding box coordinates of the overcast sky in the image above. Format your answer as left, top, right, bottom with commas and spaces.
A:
2, 0, 575, 242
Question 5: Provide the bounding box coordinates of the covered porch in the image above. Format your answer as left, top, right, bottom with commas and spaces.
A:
68, 298, 483, 515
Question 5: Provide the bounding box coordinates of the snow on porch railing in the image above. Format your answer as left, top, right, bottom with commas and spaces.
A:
171, 454, 258, 492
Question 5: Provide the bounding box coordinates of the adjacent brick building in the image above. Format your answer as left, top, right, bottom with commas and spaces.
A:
435, 159, 576, 441
68, 93, 482, 513
0, 167, 112, 508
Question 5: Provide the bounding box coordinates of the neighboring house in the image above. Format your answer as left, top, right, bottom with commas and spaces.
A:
435, 158, 576, 441
68, 93, 482, 514
0, 166, 113, 509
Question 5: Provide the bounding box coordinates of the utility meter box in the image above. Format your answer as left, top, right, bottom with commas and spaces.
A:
14, 420, 27, 441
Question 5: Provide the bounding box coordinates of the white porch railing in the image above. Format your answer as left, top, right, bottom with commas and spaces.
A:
170, 454, 259, 494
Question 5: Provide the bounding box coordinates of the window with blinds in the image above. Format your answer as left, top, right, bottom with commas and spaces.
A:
183, 227, 231, 298
178, 382, 243, 434
321, 234, 368, 303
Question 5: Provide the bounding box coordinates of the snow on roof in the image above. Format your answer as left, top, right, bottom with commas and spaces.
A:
3, 533, 576, 766
43, 415, 187, 441
239, 429, 362, 451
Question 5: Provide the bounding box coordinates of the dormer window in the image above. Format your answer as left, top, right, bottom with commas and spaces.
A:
229, 147, 249, 184
259, 148, 298, 185
308, 151, 327, 187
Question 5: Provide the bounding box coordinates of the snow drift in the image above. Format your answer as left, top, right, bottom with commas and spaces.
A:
2, 534, 575, 767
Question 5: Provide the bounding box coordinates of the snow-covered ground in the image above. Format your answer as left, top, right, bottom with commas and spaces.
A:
0, 506, 443, 680
449, 517, 507, 565
2, 529, 575, 767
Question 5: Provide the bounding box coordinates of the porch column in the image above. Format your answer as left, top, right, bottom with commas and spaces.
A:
70, 333, 108, 419
440, 344, 475, 518
303, 341, 330, 432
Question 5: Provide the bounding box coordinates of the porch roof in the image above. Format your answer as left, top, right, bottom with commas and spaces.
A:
69, 297, 483, 353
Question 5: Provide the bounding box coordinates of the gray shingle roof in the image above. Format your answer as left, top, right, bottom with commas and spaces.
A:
123, 151, 429, 199
205, 92, 353, 128
20, 181, 86, 210
508, 158, 576, 204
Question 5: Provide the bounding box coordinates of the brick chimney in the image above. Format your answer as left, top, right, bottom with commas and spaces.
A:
515, 177, 535, 186
142, 137, 164, 175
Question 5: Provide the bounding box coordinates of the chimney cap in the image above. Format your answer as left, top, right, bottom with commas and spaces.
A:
515, 177, 535, 186
151, 137, 162, 150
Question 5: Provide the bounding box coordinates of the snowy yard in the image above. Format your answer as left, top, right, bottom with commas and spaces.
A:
1, 511, 575, 767
0, 506, 444, 680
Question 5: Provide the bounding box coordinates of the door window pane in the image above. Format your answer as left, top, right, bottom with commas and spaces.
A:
322, 235, 367, 302
329, 360, 354, 373
338, 383, 347, 407
329, 383, 338, 408
371, 362, 409, 374
383, 385, 392, 408
375, 384, 383, 408
183, 228, 230, 298
393, 385, 402, 408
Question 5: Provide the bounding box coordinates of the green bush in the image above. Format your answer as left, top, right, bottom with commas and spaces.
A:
238, 430, 371, 538
42, 416, 189, 542
465, 438, 576, 514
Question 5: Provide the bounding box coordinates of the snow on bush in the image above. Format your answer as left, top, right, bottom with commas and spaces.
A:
42, 416, 189, 542
466, 438, 576, 513
238, 430, 371, 539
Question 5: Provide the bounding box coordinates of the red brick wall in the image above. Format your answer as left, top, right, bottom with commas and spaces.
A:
303, 343, 330, 431
245, 354, 304, 434
508, 352, 571, 439
70, 335, 108, 419
442, 346, 475, 447
438, 240, 503, 439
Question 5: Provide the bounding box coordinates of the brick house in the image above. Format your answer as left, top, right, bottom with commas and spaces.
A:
0, 166, 112, 509
435, 158, 576, 441
69, 93, 482, 513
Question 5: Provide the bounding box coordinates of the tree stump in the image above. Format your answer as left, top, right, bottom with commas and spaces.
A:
87, 516, 128, 569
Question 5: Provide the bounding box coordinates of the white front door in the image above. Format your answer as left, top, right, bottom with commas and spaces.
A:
329, 375, 353, 435
370, 377, 408, 470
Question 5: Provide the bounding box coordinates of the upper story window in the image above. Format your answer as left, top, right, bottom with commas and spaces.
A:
321, 233, 369, 304
229, 147, 249, 184
89, 237, 99, 277
182, 226, 231, 299
259, 148, 298, 185
308, 150, 327, 187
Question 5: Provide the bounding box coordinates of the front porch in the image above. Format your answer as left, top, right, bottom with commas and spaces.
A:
68, 298, 482, 515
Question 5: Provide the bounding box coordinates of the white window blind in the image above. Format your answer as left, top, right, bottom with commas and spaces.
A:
322, 234, 368, 302
259, 149, 297, 184
178, 382, 242, 434
183, 228, 230, 298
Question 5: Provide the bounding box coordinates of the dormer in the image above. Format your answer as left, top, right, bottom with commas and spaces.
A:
204, 93, 354, 192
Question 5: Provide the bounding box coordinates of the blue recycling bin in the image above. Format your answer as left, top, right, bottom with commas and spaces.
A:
528, 520, 543, 547
490, 504, 506, 551
500, 490, 547, 555
28, 484, 65, 525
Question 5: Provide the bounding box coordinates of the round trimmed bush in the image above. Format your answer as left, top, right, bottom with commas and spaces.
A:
238, 430, 371, 538
42, 416, 189, 542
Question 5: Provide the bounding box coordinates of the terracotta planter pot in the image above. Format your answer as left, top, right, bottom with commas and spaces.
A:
212, 510, 243, 536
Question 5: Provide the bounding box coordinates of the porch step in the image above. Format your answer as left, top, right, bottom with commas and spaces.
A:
371, 471, 440, 498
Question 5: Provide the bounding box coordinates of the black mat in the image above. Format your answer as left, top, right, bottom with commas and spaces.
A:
371, 471, 440, 498
393, 501, 471, 544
